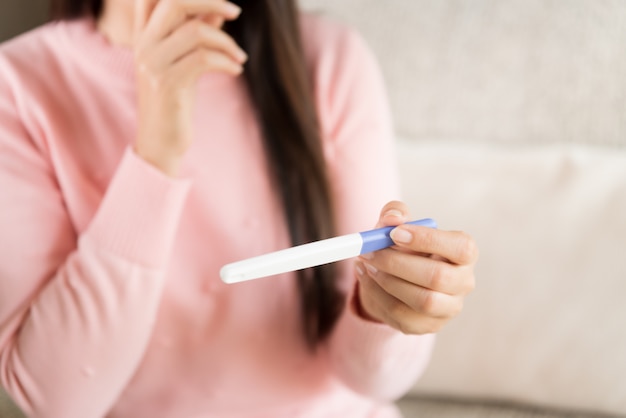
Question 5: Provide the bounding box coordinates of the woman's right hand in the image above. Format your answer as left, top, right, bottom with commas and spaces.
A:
133, 0, 248, 176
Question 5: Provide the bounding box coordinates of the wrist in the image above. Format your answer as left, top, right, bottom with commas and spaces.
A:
133, 145, 183, 177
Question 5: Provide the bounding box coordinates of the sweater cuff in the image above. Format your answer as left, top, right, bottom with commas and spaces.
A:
84, 147, 192, 268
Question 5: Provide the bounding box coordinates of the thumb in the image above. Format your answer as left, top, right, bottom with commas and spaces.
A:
375, 200, 410, 228
134, 0, 158, 39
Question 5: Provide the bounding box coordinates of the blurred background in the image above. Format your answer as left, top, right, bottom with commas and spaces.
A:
2, 1, 626, 417
0, 0, 48, 41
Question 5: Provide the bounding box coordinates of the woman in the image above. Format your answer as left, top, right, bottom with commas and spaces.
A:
0, 0, 478, 417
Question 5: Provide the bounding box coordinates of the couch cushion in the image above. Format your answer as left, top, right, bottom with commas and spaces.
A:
396, 140, 626, 415
397, 395, 624, 418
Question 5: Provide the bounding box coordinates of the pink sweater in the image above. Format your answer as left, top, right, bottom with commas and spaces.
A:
0, 15, 434, 418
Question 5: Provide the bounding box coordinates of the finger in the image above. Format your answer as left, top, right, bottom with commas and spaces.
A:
360, 248, 475, 295
168, 47, 243, 85
204, 13, 226, 28
141, 0, 242, 46
375, 200, 410, 228
356, 267, 445, 335
148, 19, 247, 71
358, 261, 464, 318
390, 226, 479, 266
134, 0, 158, 34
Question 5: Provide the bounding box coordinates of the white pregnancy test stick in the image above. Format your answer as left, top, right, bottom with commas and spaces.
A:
220, 218, 437, 284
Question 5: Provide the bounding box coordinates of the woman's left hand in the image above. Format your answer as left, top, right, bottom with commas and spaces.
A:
355, 201, 478, 334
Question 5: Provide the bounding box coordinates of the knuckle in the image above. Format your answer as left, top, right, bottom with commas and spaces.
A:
380, 250, 400, 275
395, 317, 416, 335
452, 299, 464, 318
397, 321, 413, 335
399, 316, 429, 335
428, 263, 449, 290
417, 227, 437, 250
457, 232, 478, 264
419, 290, 439, 316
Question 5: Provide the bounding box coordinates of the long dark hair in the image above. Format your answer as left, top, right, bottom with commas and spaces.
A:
50, 0, 344, 348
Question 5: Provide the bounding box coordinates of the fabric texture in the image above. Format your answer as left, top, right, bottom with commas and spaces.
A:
299, 0, 626, 148
0, 15, 434, 418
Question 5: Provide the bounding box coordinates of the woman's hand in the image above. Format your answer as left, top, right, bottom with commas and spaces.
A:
133, 0, 248, 176
355, 201, 478, 334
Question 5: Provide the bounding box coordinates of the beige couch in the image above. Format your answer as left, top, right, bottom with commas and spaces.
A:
297, 0, 626, 417
2, 0, 626, 417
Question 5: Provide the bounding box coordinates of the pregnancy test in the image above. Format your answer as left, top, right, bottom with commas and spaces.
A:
220, 218, 437, 284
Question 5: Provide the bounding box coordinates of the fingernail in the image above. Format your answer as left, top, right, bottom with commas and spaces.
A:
225, 2, 242, 16
355, 262, 365, 276
235, 49, 248, 63
364, 263, 378, 276
360, 252, 373, 260
391, 227, 412, 244
384, 209, 404, 219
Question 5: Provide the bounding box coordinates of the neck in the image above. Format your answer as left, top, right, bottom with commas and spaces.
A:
97, 1, 135, 46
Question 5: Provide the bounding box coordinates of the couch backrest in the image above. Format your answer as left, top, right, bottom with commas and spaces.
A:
299, 0, 626, 148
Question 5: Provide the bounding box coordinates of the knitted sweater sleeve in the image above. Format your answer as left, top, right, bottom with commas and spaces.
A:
310, 20, 436, 401
0, 59, 190, 418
